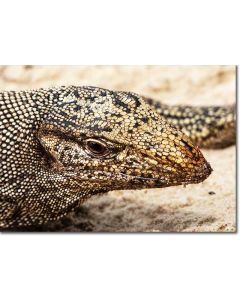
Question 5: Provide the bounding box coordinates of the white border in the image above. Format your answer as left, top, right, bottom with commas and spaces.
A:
0, 1, 239, 300
0, 0, 239, 64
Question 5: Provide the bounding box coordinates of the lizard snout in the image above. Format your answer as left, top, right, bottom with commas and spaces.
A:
168, 133, 213, 184
141, 129, 213, 187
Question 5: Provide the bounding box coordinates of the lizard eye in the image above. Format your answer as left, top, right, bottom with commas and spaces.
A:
85, 139, 109, 157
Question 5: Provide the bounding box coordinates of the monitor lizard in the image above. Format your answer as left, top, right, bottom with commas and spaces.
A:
0, 86, 235, 229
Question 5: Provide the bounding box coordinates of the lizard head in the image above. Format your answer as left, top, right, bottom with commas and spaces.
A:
38, 86, 212, 194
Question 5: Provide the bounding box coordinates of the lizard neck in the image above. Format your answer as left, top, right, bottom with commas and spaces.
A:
0, 88, 57, 132
0, 87, 92, 224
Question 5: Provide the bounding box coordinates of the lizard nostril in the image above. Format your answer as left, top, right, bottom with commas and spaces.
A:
180, 139, 193, 152
178, 135, 203, 160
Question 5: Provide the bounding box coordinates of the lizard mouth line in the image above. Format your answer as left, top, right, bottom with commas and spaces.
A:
65, 169, 206, 187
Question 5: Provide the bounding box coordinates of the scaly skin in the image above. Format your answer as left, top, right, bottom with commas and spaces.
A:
145, 97, 235, 149
0, 86, 234, 229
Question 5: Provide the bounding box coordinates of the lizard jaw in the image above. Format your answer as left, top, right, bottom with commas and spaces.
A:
64, 158, 212, 191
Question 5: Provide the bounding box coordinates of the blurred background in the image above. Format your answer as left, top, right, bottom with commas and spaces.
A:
0, 65, 235, 105
0, 65, 236, 232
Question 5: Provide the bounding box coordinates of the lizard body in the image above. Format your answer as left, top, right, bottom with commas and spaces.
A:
0, 86, 235, 229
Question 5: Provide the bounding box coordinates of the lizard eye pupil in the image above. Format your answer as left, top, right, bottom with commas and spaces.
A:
85, 139, 108, 157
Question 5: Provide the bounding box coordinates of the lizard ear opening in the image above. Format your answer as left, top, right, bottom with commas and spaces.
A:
37, 127, 84, 171
38, 133, 60, 160
37, 129, 66, 171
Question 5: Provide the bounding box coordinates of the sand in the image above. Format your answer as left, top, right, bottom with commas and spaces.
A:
0, 65, 236, 232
